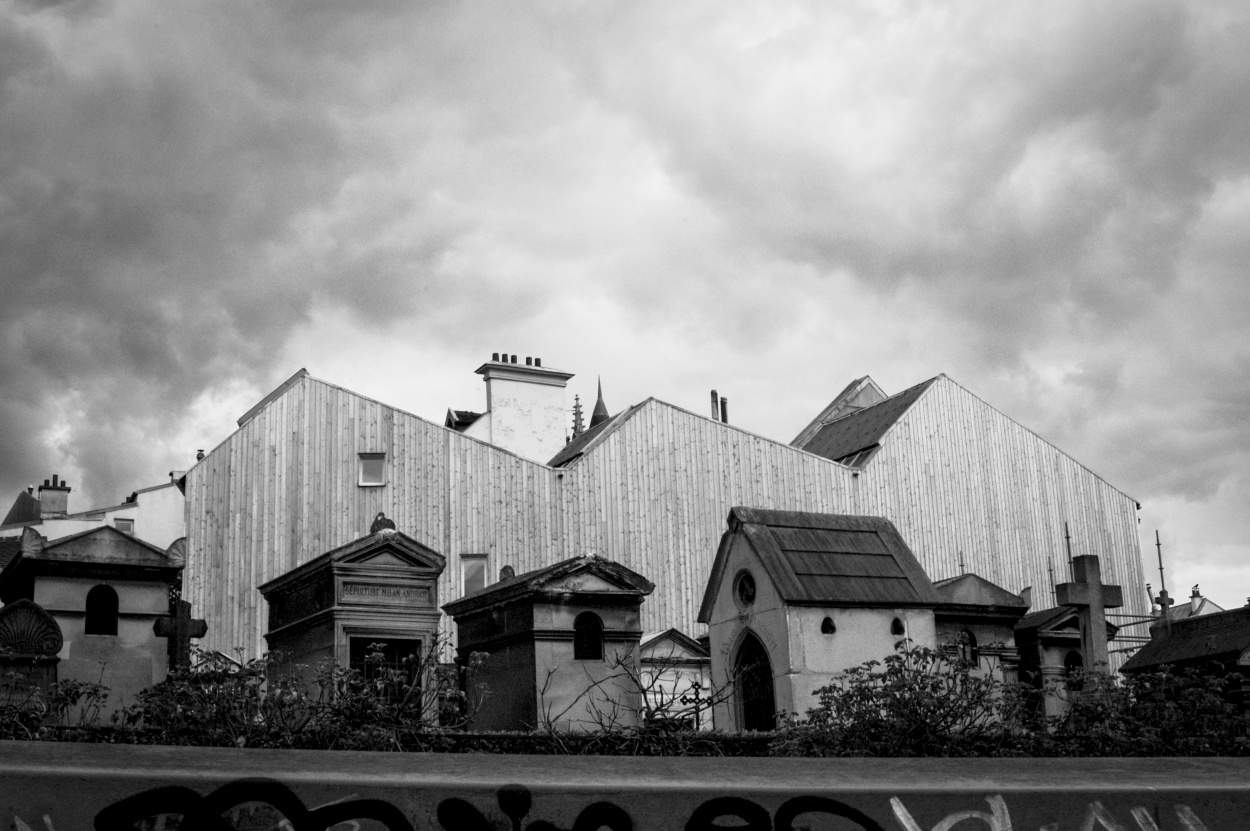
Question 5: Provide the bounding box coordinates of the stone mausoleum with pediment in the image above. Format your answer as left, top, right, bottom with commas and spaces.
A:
259, 521, 446, 687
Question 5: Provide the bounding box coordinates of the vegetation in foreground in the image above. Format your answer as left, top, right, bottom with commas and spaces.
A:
2, 642, 1247, 756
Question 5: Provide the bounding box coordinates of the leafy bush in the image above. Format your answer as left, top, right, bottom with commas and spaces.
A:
771, 641, 1034, 757
772, 640, 1250, 758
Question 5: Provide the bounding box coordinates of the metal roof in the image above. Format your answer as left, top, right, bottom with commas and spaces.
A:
698, 508, 940, 621
801, 377, 938, 463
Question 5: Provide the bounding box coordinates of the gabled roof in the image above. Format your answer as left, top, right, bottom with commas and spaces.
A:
444, 409, 483, 432
1120, 606, 1250, 673
1014, 605, 1119, 639
801, 377, 939, 464
791, 376, 888, 450
698, 508, 941, 622
237, 368, 309, 427
640, 628, 711, 658
443, 554, 654, 617
0, 525, 181, 586
547, 402, 643, 467
258, 528, 446, 596
1, 491, 41, 526
933, 573, 1029, 618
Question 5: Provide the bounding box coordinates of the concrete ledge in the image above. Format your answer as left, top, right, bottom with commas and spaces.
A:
2, 741, 1247, 830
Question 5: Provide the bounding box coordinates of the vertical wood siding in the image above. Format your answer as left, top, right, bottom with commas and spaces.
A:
185, 375, 1146, 661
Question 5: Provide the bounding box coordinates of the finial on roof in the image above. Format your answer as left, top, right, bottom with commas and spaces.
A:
589, 377, 610, 428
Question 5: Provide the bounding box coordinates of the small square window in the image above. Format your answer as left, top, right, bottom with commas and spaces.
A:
359, 453, 385, 487
114, 518, 134, 535
462, 554, 488, 595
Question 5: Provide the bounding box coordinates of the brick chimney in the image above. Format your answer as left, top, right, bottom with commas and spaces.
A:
473, 354, 574, 463
37, 474, 71, 517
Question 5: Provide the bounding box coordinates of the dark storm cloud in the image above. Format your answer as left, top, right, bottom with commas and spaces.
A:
1, 0, 1247, 603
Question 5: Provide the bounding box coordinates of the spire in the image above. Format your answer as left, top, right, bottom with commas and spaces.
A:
572, 394, 585, 437
589, 377, 610, 428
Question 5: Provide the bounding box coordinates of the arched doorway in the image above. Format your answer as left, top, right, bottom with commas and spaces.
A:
734, 631, 776, 731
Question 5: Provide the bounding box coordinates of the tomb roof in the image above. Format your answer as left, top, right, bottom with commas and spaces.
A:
698, 508, 941, 622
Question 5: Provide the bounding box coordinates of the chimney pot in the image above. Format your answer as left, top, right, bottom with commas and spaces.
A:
52, 474, 58, 487
720, 396, 729, 424
511, 354, 517, 364
492, 352, 500, 362
526, 356, 533, 366
535, 357, 541, 367
43, 479, 50, 487
710, 390, 719, 421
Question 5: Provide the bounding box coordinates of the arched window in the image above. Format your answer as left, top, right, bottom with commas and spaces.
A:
573, 612, 603, 660
85, 585, 119, 636
891, 617, 906, 637
820, 616, 836, 635
958, 629, 979, 666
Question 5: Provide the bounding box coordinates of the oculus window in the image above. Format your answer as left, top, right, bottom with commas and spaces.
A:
358, 453, 385, 487
734, 570, 756, 608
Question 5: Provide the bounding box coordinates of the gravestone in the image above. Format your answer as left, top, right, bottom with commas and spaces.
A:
0, 599, 64, 699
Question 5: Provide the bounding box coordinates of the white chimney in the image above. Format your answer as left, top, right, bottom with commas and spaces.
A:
473, 355, 574, 463
37, 474, 71, 517
1191, 585, 1202, 614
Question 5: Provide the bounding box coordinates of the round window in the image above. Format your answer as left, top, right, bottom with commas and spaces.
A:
734, 570, 756, 608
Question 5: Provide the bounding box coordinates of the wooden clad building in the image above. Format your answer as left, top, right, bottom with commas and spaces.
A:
184, 365, 1147, 662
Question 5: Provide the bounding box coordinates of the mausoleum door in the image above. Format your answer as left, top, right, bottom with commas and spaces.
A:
734, 631, 776, 732
348, 637, 423, 692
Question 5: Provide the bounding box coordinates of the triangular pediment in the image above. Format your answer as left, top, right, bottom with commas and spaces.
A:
332, 530, 446, 573
933, 573, 1028, 609
541, 570, 635, 593
33, 525, 174, 569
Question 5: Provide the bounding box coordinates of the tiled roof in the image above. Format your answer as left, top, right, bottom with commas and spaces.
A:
445, 410, 484, 432
698, 508, 940, 621
0, 538, 21, 574
1120, 606, 1250, 673
547, 403, 643, 468
801, 377, 939, 464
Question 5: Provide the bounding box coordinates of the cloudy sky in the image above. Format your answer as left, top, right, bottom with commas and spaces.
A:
3, 1, 1247, 608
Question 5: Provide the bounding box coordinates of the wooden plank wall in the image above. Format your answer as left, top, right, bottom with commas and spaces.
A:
185, 375, 1147, 662
855, 376, 1149, 664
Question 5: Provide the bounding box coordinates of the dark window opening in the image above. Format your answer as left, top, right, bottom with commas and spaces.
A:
349, 637, 423, 700
958, 629, 979, 666
891, 617, 906, 637
85, 585, 119, 636
573, 612, 604, 660
820, 616, 836, 635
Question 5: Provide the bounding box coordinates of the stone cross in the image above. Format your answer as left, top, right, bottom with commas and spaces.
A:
153, 599, 208, 670
1055, 555, 1123, 671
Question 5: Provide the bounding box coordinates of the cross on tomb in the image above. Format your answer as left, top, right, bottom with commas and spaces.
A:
153, 599, 208, 670
1054, 554, 1123, 671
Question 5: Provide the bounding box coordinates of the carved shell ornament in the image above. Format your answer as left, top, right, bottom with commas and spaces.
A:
0, 599, 64, 657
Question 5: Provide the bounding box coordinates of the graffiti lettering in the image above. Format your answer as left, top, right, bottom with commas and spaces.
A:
93, 780, 414, 831
82, 777, 1223, 831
